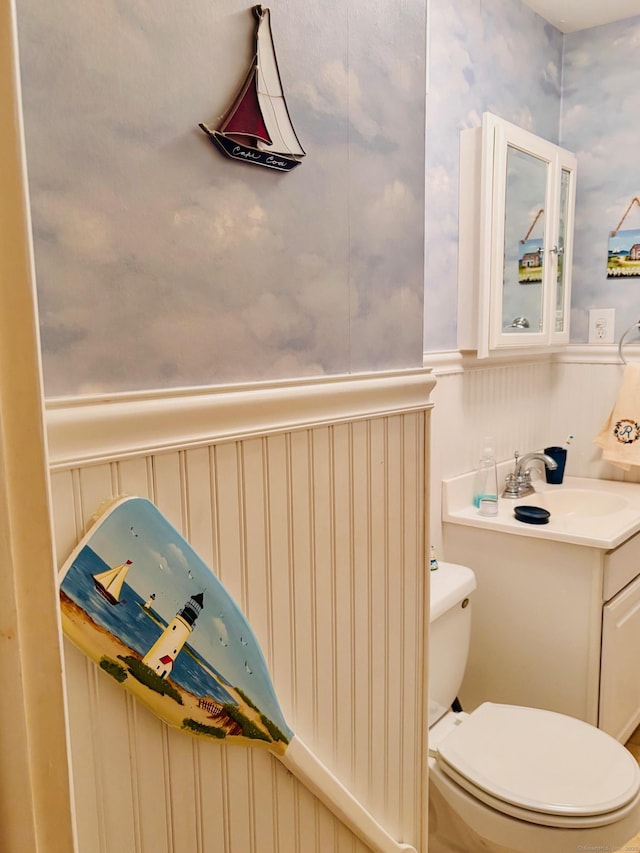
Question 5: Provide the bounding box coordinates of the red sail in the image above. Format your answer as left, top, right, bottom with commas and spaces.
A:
221, 68, 272, 145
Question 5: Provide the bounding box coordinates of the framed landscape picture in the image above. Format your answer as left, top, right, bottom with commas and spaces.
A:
608, 227, 640, 278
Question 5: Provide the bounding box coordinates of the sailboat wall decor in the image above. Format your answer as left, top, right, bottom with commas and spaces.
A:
199, 5, 306, 173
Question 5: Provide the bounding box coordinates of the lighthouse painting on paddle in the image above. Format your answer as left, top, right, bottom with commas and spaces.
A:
59, 497, 418, 853
59, 497, 292, 749
198, 5, 305, 172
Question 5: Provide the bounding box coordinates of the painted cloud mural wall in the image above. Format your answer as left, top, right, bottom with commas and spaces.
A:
561, 15, 640, 343
424, 6, 640, 352
423, 0, 563, 352
16, 0, 426, 396
16, 0, 640, 395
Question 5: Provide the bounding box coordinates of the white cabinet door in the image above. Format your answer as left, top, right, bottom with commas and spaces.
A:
600, 574, 640, 742
458, 112, 576, 358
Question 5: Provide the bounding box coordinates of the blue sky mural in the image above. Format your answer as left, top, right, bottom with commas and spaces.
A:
17, 0, 426, 395
16, 0, 640, 390
562, 15, 640, 340
423, 0, 562, 351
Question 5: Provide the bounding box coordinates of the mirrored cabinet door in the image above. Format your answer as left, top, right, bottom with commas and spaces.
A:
496, 142, 550, 344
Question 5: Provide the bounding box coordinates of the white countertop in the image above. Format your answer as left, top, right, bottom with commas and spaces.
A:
442, 469, 640, 549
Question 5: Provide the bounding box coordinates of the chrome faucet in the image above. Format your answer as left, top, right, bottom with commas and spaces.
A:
502, 450, 558, 499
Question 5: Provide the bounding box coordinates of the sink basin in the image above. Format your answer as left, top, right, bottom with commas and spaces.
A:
443, 472, 640, 548
524, 489, 629, 518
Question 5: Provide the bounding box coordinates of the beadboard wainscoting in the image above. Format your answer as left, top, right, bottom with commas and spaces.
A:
46, 369, 435, 853
425, 347, 640, 552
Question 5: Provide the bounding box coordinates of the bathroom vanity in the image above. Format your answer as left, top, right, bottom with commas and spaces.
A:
442, 473, 640, 743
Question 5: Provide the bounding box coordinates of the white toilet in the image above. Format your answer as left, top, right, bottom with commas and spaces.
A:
428, 561, 640, 852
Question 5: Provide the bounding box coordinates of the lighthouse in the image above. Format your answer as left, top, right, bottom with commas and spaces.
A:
142, 592, 204, 679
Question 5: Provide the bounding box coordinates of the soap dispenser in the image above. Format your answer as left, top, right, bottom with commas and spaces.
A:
474, 438, 498, 516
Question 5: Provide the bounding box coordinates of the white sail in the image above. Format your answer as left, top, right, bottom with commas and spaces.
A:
93, 561, 131, 601
255, 9, 305, 157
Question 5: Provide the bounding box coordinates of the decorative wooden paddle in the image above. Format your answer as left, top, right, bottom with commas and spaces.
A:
59, 496, 417, 853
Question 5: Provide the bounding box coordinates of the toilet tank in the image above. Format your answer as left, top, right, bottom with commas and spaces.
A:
429, 561, 476, 727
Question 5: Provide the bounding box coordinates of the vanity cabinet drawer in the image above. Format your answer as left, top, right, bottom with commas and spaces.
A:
604, 530, 640, 602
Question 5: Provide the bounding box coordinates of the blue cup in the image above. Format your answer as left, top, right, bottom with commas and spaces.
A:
544, 446, 567, 484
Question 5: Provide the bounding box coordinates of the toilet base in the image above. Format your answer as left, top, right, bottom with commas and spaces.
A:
429, 781, 515, 852
429, 761, 640, 853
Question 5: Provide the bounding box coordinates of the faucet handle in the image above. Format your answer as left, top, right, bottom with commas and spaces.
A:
502, 471, 521, 498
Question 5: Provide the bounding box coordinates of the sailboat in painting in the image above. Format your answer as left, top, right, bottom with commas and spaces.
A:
199, 5, 305, 172
92, 560, 132, 605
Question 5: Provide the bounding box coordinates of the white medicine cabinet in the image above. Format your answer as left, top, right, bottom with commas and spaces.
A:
458, 112, 577, 358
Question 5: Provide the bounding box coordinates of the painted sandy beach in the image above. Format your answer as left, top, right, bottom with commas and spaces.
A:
61, 590, 288, 754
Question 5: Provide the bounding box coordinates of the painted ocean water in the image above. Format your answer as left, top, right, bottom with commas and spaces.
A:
62, 546, 235, 705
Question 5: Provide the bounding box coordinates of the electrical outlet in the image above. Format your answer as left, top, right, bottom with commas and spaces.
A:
588, 308, 615, 344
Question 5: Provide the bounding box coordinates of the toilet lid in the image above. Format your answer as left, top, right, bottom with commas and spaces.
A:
436, 703, 640, 817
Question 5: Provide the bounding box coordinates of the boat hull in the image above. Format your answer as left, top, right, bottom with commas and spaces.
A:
200, 126, 302, 172
93, 578, 119, 605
